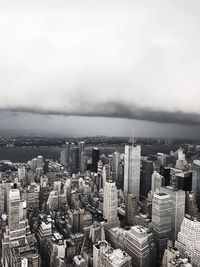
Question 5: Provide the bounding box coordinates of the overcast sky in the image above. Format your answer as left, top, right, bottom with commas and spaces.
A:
1, 0, 200, 137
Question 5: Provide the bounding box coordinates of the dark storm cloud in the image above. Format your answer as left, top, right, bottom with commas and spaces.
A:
1, 102, 200, 126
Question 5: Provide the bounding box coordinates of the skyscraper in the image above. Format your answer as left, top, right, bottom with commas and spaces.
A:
31, 158, 38, 173
18, 167, 26, 181
70, 146, 80, 174
2, 189, 31, 266
185, 191, 199, 218
78, 141, 85, 159
175, 171, 192, 191
37, 155, 44, 168
102, 164, 110, 188
126, 193, 138, 225
124, 144, 141, 199
160, 167, 171, 187
175, 148, 187, 171
140, 158, 154, 200
152, 192, 172, 264
78, 141, 85, 172
69, 142, 75, 165
8, 189, 20, 231
0, 188, 4, 215
60, 150, 67, 166
161, 186, 185, 241
111, 151, 121, 182
151, 171, 165, 192
92, 148, 100, 173
103, 181, 119, 227
65, 141, 70, 164
80, 153, 86, 174
192, 160, 200, 210
157, 153, 167, 166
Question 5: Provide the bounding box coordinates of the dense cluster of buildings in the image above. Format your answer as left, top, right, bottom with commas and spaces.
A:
0, 139, 200, 266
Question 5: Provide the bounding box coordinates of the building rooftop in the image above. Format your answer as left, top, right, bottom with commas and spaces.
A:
193, 160, 200, 166
131, 225, 148, 234
154, 192, 169, 199
9, 189, 20, 200
105, 248, 130, 266
110, 225, 151, 242
74, 255, 86, 264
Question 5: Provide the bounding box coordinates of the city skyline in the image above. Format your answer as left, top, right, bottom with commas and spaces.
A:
1, 135, 200, 266
1, 1, 200, 266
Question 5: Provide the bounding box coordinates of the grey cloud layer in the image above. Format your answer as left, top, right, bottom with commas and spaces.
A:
1, 102, 200, 126
0, 0, 200, 127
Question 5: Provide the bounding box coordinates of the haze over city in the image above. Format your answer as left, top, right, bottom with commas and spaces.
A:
1, 0, 200, 137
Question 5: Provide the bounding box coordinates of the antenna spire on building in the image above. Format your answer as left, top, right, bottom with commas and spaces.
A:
131, 128, 134, 146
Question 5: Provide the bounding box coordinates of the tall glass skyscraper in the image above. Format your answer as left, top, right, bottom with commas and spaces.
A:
124, 145, 141, 200
92, 147, 100, 173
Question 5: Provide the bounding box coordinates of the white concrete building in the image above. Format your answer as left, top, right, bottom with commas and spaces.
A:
93, 240, 131, 267
175, 216, 200, 267
103, 181, 119, 227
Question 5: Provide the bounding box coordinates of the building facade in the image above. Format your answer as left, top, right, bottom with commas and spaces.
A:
175, 216, 200, 267
124, 145, 141, 199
